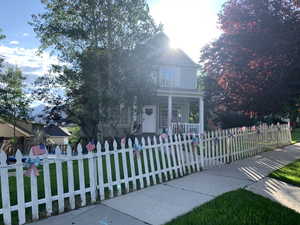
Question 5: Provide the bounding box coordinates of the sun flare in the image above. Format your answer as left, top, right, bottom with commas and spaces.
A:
150, 0, 222, 60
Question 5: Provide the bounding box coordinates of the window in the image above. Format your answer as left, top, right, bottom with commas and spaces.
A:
159, 66, 180, 88
120, 105, 130, 125
111, 105, 130, 126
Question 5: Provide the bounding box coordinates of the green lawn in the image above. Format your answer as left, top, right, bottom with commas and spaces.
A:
165, 189, 300, 225
292, 128, 300, 143
269, 159, 300, 187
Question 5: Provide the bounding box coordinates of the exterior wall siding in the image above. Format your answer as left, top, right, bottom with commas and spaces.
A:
159, 65, 197, 90
180, 67, 197, 89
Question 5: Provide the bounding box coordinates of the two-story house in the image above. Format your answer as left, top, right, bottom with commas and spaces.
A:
140, 33, 204, 135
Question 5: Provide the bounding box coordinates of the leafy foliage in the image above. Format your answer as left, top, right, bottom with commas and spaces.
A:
201, 0, 300, 117
0, 67, 31, 133
31, 0, 161, 140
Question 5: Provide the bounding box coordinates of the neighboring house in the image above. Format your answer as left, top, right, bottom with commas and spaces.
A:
0, 119, 44, 152
118, 32, 204, 135
44, 124, 70, 145
0, 120, 70, 149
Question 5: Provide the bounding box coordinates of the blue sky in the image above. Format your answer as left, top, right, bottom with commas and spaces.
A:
0, 0, 225, 97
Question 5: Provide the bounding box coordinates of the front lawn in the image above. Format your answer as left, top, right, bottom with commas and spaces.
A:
165, 189, 300, 225
269, 159, 300, 187
292, 128, 300, 143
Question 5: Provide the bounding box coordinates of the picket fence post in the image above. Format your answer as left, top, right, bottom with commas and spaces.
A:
30, 148, 39, 220
153, 136, 163, 183
66, 145, 75, 209
16, 150, 26, 224
97, 142, 105, 200
0, 151, 11, 225
44, 147, 52, 216
77, 144, 87, 205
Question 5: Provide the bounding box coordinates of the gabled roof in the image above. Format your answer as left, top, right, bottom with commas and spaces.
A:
44, 124, 70, 137
0, 119, 34, 137
157, 48, 198, 67
147, 32, 198, 67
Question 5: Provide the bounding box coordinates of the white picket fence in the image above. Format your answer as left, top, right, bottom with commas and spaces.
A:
0, 124, 291, 225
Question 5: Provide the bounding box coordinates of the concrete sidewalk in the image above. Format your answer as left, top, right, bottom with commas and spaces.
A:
31, 144, 300, 225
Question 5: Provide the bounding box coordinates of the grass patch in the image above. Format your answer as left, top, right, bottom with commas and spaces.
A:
165, 189, 300, 225
292, 128, 300, 143
269, 159, 300, 187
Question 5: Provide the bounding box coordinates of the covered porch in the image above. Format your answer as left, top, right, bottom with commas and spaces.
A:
156, 89, 204, 134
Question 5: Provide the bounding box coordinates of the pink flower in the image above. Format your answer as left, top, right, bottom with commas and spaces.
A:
86, 142, 96, 152
32, 144, 46, 156
121, 137, 126, 145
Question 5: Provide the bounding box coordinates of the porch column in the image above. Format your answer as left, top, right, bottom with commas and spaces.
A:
199, 96, 204, 133
168, 95, 172, 134
132, 96, 138, 133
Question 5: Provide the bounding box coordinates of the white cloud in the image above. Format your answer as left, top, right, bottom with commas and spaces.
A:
9, 40, 20, 45
0, 45, 60, 85
23, 33, 29, 37
150, 0, 223, 61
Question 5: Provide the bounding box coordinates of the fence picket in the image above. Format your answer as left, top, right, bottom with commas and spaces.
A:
147, 136, 156, 185
174, 134, 184, 176
128, 138, 137, 191
186, 134, 196, 172
153, 136, 163, 183
169, 135, 179, 177
134, 138, 144, 189
97, 142, 105, 200
164, 136, 173, 179
113, 140, 121, 196
141, 137, 150, 187
212, 131, 217, 166
120, 140, 129, 193
43, 148, 52, 216
0, 151, 11, 225
77, 144, 86, 205
191, 134, 200, 171
55, 147, 64, 213
15, 150, 26, 224
66, 145, 75, 209
88, 146, 97, 202
104, 141, 113, 198
182, 134, 191, 173
29, 148, 39, 220
159, 135, 168, 181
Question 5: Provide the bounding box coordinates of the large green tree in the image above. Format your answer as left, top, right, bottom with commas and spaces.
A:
0, 67, 31, 141
31, 0, 161, 140
201, 0, 300, 118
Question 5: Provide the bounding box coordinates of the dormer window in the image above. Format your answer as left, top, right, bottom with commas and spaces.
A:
159, 66, 180, 88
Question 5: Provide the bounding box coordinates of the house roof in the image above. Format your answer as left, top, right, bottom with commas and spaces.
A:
0, 119, 34, 137
157, 48, 198, 67
148, 32, 198, 67
44, 125, 70, 137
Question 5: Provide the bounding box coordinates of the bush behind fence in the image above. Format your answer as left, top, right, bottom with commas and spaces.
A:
0, 124, 291, 225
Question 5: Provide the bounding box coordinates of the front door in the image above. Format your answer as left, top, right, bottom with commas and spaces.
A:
142, 105, 156, 133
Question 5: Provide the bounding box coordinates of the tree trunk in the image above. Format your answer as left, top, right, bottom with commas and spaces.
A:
97, 0, 113, 141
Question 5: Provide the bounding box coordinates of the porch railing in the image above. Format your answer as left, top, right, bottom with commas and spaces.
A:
171, 122, 202, 134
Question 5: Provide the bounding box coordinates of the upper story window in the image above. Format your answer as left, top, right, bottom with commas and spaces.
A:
159, 66, 180, 88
